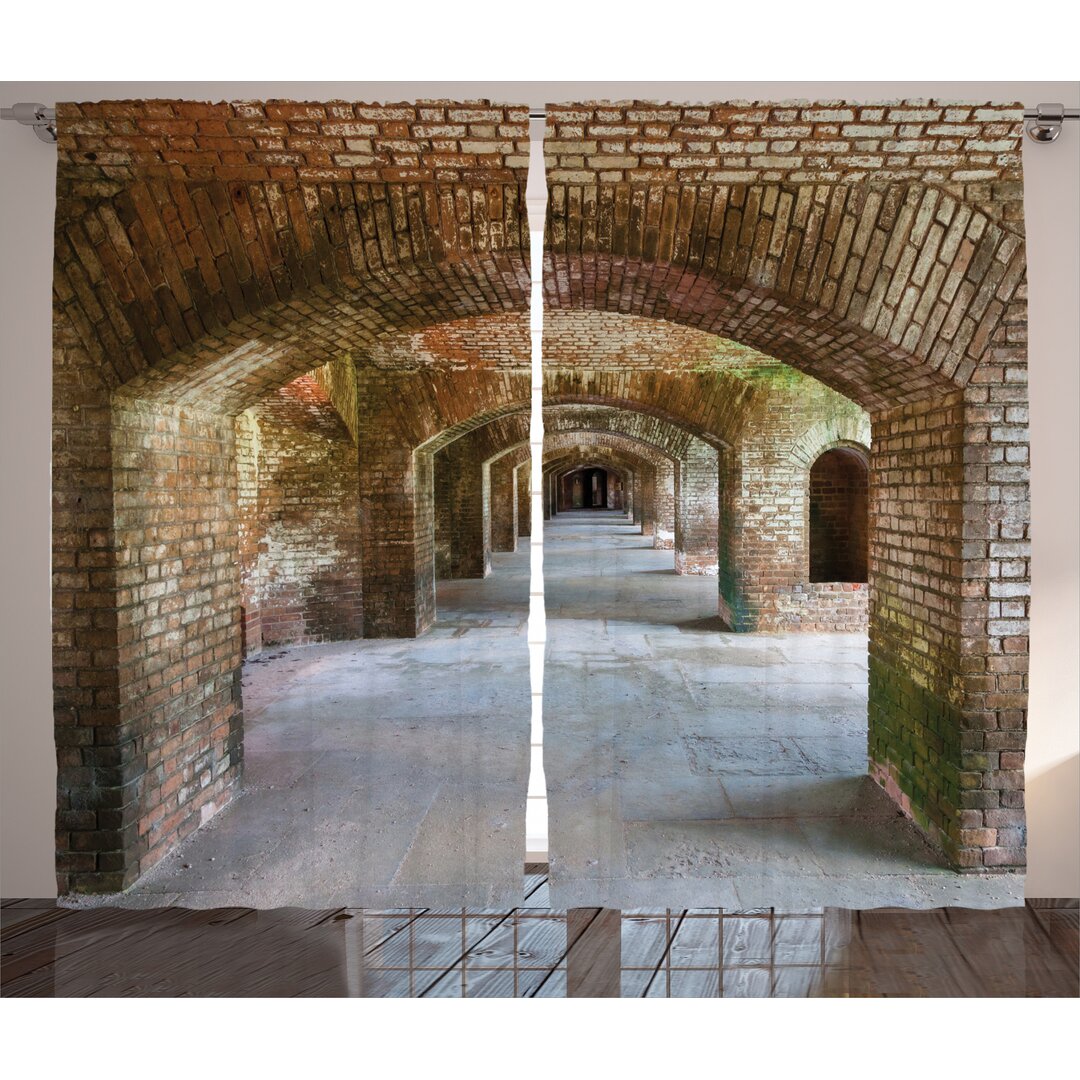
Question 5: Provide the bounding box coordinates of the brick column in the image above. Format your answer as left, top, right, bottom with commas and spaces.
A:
674, 442, 720, 574
360, 438, 435, 639
515, 461, 531, 538
440, 438, 489, 579
53, 318, 125, 893
651, 459, 676, 548
867, 395, 968, 864
488, 455, 519, 553
433, 451, 453, 579
60, 395, 244, 893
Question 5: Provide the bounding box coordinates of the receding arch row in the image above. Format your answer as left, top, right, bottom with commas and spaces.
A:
543, 447, 657, 536
541, 435, 673, 548
52, 100, 1029, 892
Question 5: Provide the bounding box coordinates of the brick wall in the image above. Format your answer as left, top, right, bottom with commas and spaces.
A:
515, 461, 532, 539
674, 441, 720, 575
109, 396, 242, 886
235, 375, 362, 653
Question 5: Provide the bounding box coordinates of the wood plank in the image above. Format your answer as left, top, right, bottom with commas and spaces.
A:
566, 908, 620, 997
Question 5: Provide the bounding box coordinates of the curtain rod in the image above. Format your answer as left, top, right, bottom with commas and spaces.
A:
5, 102, 1079, 145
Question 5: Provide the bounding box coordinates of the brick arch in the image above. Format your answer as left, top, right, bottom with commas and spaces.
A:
543, 446, 649, 519
543, 401, 725, 455
544, 189, 1024, 411
416, 396, 530, 455
542, 429, 673, 513
544, 445, 653, 505
542, 104, 1029, 873
545, 108, 1026, 411
543, 428, 673, 469
789, 415, 872, 468
55, 99, 531, 410
808, 446, 870, 586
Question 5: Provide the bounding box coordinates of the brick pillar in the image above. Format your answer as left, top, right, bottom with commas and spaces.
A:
53, 317, 125, 893
718, 448, 748, 630
865, 390, 1029, 872
955, 371, 1029, 871
439, 438, 489, 579
516, 461, 531, 538
488, 455, 518, 553
673, 442, 718, 573
433, 451, 453, 579
360, 439, 435, 639
67, 397, 244, 893
652, 459, 676, 548
718, 430, 806, 630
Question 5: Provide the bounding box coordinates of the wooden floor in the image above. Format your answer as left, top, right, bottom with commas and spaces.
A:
2, 868, 1076, 997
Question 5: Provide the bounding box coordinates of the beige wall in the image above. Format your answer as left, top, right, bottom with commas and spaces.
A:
2, 81, 1076, 897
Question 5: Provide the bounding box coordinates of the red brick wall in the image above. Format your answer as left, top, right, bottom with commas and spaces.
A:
235, 375, 362, 653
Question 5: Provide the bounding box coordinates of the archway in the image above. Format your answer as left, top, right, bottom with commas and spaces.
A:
51, 99, 535, 894
540, 102, 1029, 876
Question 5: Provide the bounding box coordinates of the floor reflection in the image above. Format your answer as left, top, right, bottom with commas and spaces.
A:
4, 868, 1075, 997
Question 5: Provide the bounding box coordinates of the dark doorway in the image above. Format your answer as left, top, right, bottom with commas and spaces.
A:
809, 447, 869, 583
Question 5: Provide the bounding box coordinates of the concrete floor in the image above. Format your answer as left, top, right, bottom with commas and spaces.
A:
68, 508, 1023, 911
83, 550, 532, 910
543, 510, 1024, 910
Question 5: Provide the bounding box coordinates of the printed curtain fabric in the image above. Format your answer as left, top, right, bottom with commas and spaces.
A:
51, 97, 1028, 913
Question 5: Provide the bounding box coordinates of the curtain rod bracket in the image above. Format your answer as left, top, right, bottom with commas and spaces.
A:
1, 103, 56, 143
1024, 103, 1079, 143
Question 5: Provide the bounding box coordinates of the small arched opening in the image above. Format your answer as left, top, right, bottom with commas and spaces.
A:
808, 447, 869, 584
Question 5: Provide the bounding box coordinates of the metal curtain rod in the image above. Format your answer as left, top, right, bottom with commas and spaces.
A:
4, 102, 1079, 145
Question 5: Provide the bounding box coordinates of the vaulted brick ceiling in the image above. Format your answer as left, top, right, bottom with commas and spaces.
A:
54, 98, 1027, 416
544, 102, 1027, 410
